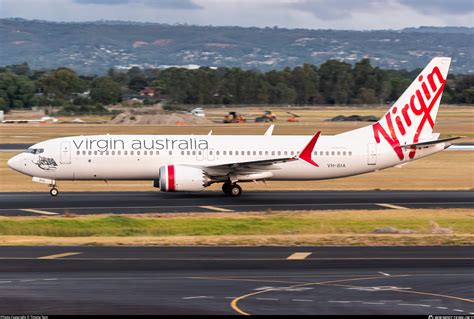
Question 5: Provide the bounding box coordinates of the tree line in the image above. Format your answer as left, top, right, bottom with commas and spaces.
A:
0, 59, 473, 113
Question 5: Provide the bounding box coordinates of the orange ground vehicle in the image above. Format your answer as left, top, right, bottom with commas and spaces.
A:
224, 112, 246, 123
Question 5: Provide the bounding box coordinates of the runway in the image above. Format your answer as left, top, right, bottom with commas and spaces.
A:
0, 190, 473, 216
0, 246, 472, 315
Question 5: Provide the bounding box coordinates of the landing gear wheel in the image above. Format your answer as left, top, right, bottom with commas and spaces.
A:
50, 187, 59, 197
229, 184, 242, 197
222, 183, 232, 195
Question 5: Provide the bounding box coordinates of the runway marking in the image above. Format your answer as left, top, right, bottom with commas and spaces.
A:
328, 301, 351, 303
453, 309, 465, 312
292, 299, 313, 302
437, 306, 448, 309
230, 275, 409, 316
0, 281, 12, 283
287, 252, 312, 260
20, 208, 59, 215
325, 283, 474, 304
199, 205, 234, 212
378, 272, 391, 276
397, 303, 430, 307
256, 298, 278, 301
3, 201, 473, 214
362, 302, 385, 305
182, 296, 213, 300
376, 203, 408, 210
37, 252, 82, 260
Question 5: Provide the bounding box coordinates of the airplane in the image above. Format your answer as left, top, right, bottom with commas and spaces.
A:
8, 57, 460, 197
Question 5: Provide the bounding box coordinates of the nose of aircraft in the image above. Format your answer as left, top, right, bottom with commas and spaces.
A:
7, 154, 24, 173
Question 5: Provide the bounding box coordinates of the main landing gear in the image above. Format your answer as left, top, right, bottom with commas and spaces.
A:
222, 182, 242, 197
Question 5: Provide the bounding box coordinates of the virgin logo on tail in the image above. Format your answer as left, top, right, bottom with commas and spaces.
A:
372, 66, 446, 160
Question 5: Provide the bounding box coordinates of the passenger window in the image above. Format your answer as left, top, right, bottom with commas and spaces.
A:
76, 151, 80, 155
198, 151, 202, 155
229, 151, 232, 155
271, 151, 275, 156
349, 151, 352, 156
94, 151, 98, 155
284, 151, 288, 156
259, 151, 262, 155
290, 151, 294, 155
223, 151, 227, 155
325, 151, 329, 156
331, 151, 335, 156
144, 151, 147, 155
216, 151, 220, 156
337, 151, 340, 156
124, 151, 128, 155
253, 151, 256, 155
169, 151, 173, 155
277, 151, 281, 156
106, 151, 109, 156
181, 151, 185, 156
131, 151, 134, 155
112, 151, 115, 156
247, 151, 251, 155
82, 151, 86, 155
265, 151, 269, 155
210, 151, 213, 155
192, 151, 196, 155
137, 151, 140, 155
320, 151, 324, 156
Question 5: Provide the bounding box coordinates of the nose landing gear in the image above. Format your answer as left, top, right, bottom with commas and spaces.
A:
49, 186, 59, 197
222, 182, 242, 197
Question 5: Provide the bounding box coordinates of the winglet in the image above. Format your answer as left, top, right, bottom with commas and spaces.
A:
298, 131, 321, 167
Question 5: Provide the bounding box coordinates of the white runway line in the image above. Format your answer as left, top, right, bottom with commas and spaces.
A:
398, 303, 431, 307
199, 205, 234, 212
376, 203, 408, 210
182, 296, 214, 300
378, 272, 391, 276
20, 208, 59, 215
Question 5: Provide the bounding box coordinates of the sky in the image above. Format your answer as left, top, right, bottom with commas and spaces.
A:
0, 0, 473, 30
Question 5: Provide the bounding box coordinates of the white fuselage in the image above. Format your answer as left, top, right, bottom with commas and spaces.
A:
7, 128, 445, 183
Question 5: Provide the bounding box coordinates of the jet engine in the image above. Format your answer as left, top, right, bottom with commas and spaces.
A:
155, 165, 208, 192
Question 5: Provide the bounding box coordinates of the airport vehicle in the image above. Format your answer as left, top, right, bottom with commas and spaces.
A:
224, 111, 246, 123
8, 58, 460, 197
189, 107, 205, 118
255, 110, 277, 122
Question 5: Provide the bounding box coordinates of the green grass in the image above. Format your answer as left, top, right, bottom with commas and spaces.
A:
0, 213, 472, 238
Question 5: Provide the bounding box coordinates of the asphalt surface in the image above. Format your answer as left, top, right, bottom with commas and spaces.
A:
0, 246, 472, 315
0, 190, 473, 216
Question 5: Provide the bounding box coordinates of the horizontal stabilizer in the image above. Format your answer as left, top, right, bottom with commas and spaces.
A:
401, 136, 462, 148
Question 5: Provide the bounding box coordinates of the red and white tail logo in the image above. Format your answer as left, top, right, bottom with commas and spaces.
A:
372, 57, 451, 160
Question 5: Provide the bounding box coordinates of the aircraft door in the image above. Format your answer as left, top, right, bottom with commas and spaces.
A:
367, 143, 377, 165
60, 141, 71, 164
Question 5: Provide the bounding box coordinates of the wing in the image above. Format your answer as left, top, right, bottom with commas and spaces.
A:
197, 131, 321, 181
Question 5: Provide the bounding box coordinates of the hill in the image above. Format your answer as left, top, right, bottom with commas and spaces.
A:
0, 18, 472, 74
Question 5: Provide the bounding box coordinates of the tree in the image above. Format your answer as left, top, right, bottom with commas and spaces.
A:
0, 72, 35, 110
41, 67, 85, 99
319, 60, 354, 104
90, 77, 122, 105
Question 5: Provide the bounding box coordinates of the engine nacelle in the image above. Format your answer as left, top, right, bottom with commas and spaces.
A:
155, 165, 207, 192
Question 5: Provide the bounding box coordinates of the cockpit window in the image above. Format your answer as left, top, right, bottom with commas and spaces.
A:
25, 148, 44, 154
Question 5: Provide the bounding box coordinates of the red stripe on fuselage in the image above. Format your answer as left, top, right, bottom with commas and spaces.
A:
167, 165, 175, 192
